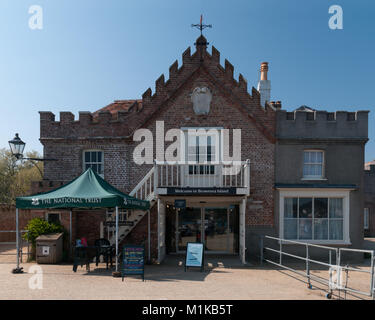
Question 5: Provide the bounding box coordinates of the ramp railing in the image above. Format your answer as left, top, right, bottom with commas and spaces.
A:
260, 235, 375, 300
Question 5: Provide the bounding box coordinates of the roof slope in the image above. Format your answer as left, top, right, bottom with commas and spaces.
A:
93, 100, 142, 119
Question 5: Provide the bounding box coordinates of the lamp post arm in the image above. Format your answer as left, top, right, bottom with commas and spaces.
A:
25, 159, 43, 179
20, 157, 57, 179
23, 158, 57, 161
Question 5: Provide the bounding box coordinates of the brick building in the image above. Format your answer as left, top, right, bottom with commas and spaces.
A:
30, 35, 368, 263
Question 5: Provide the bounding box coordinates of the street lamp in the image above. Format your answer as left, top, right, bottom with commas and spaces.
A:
8, 133, 25, 160
9, 133, 57, 274
9, 133, 57, 162
8, 133, 57, 178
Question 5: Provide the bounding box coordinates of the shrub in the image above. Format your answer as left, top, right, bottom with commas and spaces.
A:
23, 217, 65, 248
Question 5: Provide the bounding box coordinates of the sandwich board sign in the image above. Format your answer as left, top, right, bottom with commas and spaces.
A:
122, 245, 145, 281
185, 242, 204, 272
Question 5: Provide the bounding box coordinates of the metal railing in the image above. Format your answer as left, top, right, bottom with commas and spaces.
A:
130, 166, 155, 201
0, 230, 30, 263
260, 235, 375, 299
155, 160, 250, 191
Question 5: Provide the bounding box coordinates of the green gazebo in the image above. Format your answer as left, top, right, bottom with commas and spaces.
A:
15, 168, 150, 273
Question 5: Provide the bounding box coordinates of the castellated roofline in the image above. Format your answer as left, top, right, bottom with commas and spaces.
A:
276, 110, 369, 140
39, 36, 278, 141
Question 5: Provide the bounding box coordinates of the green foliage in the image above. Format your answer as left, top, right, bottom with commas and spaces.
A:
0, 148, 43, 205
23, 217, 64, 247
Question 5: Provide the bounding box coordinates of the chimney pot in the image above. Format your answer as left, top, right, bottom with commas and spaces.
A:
257, 62, 271, 107
260, 62, 269, 80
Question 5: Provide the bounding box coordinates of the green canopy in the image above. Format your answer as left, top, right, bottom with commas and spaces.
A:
16, 168, 150, 210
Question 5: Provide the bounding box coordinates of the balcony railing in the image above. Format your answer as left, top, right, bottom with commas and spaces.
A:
154, 160, 250, 194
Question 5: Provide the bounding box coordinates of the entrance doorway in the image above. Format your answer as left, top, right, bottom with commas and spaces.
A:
166, 206, 239, 254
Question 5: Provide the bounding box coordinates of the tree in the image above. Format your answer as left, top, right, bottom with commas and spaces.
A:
0, 148, 43, 205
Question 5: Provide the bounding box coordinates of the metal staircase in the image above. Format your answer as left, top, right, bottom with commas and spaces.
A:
109, 167, 156, 245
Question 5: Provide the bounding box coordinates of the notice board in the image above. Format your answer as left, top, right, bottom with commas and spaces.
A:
122, 245, 145, 281
185, 242, 204, 272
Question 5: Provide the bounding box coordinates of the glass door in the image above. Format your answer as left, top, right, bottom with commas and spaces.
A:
204, 208, 235, 253
177, 207, 202, 252
176, 206, 237, 254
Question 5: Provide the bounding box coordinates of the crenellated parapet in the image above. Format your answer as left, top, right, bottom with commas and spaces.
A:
40, 35, 276, 141
276, 109, 369, 141
39, 110, 135, 140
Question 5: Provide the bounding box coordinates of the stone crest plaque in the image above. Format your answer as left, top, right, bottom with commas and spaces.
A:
191, 87, 212, 115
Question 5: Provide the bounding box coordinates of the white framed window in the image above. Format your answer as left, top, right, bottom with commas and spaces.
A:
83, 150, 104, 178
364, 208, 369, 230
181, 127, 221, 175
303, 150, 325, 179
45, 212, 61, 224
280, 189, 351, 244
106, 209, 129, 222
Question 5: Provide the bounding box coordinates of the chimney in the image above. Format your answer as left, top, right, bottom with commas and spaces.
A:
257, 62, 271, 107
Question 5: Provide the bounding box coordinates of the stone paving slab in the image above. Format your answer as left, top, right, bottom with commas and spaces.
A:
0, 255, 373, 300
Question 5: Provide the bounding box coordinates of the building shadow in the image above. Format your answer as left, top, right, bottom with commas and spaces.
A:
78, 255, 244, 281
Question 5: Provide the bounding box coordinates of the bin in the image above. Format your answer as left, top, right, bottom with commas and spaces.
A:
36, 233, 63, 264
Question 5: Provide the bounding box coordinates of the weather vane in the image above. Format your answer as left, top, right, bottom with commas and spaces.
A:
191, 15, 212, 36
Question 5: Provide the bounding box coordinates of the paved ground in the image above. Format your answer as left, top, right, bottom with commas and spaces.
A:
363, 238, 375, 251
0, 254, 373, 300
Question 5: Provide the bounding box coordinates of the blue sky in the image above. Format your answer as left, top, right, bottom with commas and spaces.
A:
0, 0, 374, 162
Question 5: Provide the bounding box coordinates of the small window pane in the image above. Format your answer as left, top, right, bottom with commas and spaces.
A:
299, 219, 312, 239
316, 152, 323, 163
310, 152, 316, 163
284, 198, 298, 218
97, 152, 102, 162
304, 152, 310, 163
299, 198, 312, 218
284, 219, 297, 239
317, 165, 323, 176
364, 208, 369, 230
314, 198, 328, 218
329, 198, 343, 218
330, 220, 343, 240
314, 219, 328, 240
85, 152, 90, 163
91, 152, 97, 162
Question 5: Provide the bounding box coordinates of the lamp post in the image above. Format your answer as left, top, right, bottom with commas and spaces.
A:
8, 133, 57, 177
8, 133, 57, 274
8, 133, 25, 160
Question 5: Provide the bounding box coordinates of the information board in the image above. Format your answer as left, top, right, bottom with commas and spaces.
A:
174, 199, 186, 209
185, 242, 204, 272
122, 245, 145, 281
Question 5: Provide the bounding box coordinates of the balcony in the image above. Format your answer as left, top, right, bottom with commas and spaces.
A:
154, 160, 250, 196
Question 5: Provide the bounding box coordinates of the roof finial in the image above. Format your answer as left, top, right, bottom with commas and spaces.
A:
192, 15, 212, 62
191, 14, 212, 36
